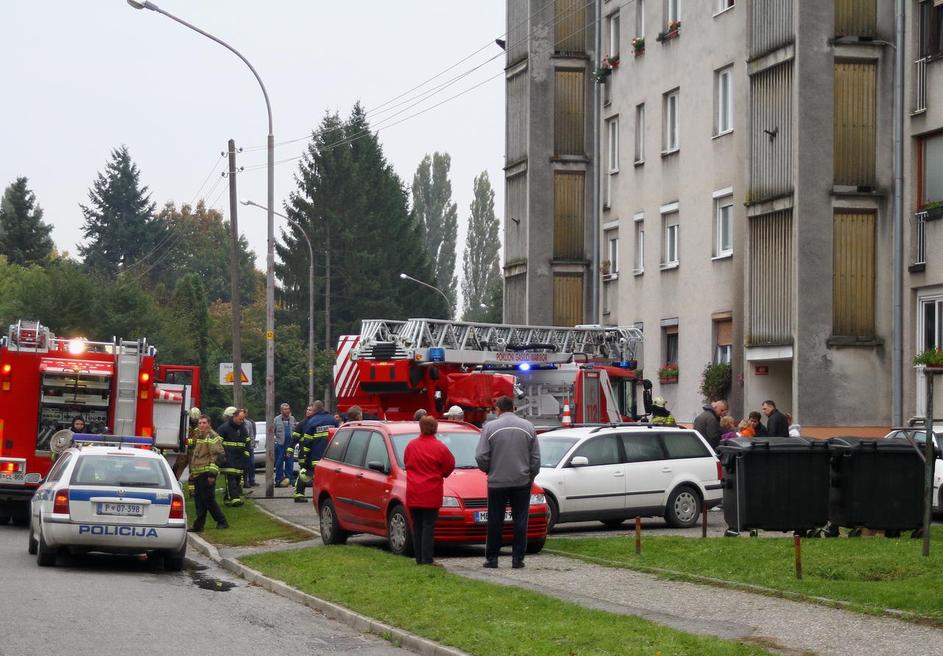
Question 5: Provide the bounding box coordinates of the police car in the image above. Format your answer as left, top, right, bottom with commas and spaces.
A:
28, 435, 187, 570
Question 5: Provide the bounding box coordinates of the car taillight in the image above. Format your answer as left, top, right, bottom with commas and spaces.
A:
716, 461, 723, 481
53, 489, 70, 514
169, 494, 184, 519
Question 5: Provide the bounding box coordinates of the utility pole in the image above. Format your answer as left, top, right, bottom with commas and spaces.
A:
324, 224, 333, 407
228, 139, 244, 408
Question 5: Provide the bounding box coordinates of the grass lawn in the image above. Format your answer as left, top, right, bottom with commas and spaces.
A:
547, 526, 943, 622
242, 545, 770, 656
184, 493, 311, 547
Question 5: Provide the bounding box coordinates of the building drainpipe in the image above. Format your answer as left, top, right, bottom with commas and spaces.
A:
892, 0, 904, 426
590, 0, 602, 323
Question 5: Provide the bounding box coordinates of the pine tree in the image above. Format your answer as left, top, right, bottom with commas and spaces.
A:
79, 146, 163, 277
411, 152, 458, 315
277, 105, 445, 349
0, 177, 54, 266
461, 172, 502, 322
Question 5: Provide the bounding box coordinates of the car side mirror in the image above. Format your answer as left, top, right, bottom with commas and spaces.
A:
570, 455, 590, 467
367, 460, 388, 474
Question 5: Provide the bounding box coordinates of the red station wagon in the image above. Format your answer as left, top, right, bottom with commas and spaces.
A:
313, 420, 549, 556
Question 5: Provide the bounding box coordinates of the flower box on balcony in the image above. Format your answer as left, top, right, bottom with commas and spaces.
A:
921, 202, 943, 221
631, 37, 645, 56
656, 20, 681, 42
657, 364, 678, 384
914, 348, 943, 371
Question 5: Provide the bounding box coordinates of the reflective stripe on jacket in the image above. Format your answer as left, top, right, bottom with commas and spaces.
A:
189, 431, 224, 475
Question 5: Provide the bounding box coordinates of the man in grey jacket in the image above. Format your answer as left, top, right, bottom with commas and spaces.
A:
272, 403, 297, 487
475, 395, 541, 569
693, 399, 728, 450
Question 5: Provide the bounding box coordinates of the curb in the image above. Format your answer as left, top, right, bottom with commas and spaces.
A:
251, 501, 320, 537
185, 534, 469, 656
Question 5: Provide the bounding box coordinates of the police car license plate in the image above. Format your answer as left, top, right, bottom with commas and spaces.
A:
474, 510, 513, 523
0, 471, 25, 483
97, 502, 144, 516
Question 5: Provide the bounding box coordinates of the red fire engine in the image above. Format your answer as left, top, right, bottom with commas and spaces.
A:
334, 318, 652, 426
0, 320, 200, 525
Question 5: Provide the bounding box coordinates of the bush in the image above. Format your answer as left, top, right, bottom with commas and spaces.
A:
700, 362, 731, 403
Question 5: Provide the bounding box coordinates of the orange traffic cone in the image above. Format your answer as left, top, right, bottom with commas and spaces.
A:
561, 398, 573, 427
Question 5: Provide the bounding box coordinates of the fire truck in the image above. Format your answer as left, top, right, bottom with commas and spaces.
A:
0, 320, 200, 525
334, 318, 652, 426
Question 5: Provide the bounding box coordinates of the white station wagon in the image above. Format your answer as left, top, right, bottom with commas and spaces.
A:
29, 435, 187, 570
535, 424, 723, 530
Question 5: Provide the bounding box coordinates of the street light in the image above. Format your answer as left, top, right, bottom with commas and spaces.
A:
129, 0, 277, 499
242, 199, 315, 406
399, 272, 453, 318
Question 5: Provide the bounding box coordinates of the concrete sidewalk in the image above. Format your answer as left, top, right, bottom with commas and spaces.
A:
239, 489, 943, 656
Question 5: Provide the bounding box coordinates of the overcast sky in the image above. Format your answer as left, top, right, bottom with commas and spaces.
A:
0, 1, 505, 274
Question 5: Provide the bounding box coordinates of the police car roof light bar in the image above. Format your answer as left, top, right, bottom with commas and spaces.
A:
71, 434, 155, 449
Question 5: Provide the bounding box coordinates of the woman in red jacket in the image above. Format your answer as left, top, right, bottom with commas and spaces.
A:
403, 415, 456, 565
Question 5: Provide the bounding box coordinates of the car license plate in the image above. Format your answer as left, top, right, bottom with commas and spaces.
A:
0, 471, 25, 483
474, 510, 514, 523
97, 502, 144, 516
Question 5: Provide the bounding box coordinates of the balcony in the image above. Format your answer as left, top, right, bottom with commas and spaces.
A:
911, 210, 927, 271
913, 57, 928, 114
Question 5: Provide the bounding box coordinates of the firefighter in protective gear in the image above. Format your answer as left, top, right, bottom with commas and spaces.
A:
217, 407, 252, 507
176, 406, 202, 491
288, 404, 316, 488
188, 414, 228, 532
291, 400, 337, 502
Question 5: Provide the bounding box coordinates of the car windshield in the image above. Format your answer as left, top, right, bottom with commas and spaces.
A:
391, 432, 479, 469
71, 454, 170, 488
538, 436, 579, 467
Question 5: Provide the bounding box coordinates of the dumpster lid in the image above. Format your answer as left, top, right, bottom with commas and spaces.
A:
716, 436, 823, 453
829, 436, 925, 453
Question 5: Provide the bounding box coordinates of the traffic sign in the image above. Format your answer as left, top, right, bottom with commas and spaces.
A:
219, 362, 252, 385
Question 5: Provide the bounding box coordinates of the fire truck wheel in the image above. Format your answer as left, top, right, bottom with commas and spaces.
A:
28, 524, 38, 555
546, 495, 559, 533
36, 527, 56, 567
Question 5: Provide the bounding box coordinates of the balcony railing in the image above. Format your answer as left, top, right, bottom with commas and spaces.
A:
914, 210, 928, 266
914, 57, 928, 113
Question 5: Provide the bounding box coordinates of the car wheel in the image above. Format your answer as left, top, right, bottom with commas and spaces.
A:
27, 524, 38, 555
319, 499, 348, 545
665, 485, 701, 528
163, 545, 186, 572
546, 495, 560, 533
601, 519, 626, 529
386, 505, 413, 557
525, 537, 546, 554
36, 527, 56, 567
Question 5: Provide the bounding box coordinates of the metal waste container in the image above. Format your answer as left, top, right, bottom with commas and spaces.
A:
828, 437, 924, 531
718, 437, 830, 533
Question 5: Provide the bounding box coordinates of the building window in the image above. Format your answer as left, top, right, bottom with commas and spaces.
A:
636, 0, 645, 37
714, 0, 734, 15
832, 212, 875, 338
834, 61, 876, 187
608, 11, 621, 57
633, 213, 645, 273
919, 132, 943, 206
662, 211, 679, 266
918, 0, 943, 59
715, 66, 733, 135
665, 0, 681, 25
634, 103, 645, 163
554, 69, 585, 157
663, 324, 679, 365
714, 319, 733, 364
663, 89, 679, 153
714, 196, 733, 257
920, 295, 943, 352
606, 117, 619, 207
609, 235, 620, 274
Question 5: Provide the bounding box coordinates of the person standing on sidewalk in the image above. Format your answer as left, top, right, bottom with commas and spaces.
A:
762, 400, 790, 437
291, 400, 337, 502
217, 407, 251, 506
693, 399, 728, 450
404, 415, 455, 565
273, 403, 297, 487
242, 409, 257, 488
475, 395, 540, 569
188, 415, 228, 532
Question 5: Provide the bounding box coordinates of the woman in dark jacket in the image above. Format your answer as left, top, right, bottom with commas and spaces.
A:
403, 415, 455, 565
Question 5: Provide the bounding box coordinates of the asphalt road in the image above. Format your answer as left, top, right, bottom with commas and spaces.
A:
0, 523, 411, 656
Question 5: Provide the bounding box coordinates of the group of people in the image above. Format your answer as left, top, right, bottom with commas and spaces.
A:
693, 398, 793, 449
404, 395, 540, 569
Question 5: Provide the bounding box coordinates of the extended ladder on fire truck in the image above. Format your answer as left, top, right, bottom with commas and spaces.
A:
353, 318, 643, 366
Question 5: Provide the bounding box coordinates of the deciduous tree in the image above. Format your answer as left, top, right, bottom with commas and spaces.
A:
411, 152, 458, 314
461, 171, 501, 322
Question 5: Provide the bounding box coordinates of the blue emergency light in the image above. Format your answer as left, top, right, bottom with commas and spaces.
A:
72, 434, 155, 447
517, 362, 531, 372
611, 360, 638, 369
429, 347, 446, 362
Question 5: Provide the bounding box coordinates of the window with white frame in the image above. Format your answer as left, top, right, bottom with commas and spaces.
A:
920, 295, 943, 352
714, 318, 732, 364
608, 11, 620, 57
633, 213, 645, 273
663, 324, 679, 365
634, 103, 645, 163
715, 0, 734, 15
635, 0, 645, 37
715, 66, 733, 135
606, 117, 619, 207
665, 0, 681, 25
714, 195, 733, 257
663, 89, 679, 153
608, 234, 620, 274
662, 211, 679, 266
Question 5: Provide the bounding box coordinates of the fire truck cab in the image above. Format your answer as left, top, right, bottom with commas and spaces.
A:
334, 318, 652, 427
0, 320, 199, 525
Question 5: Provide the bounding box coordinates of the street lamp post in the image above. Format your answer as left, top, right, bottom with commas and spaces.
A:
243, 199, 315, 406
128, 0, 278, 499
399, 272, 453, 318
